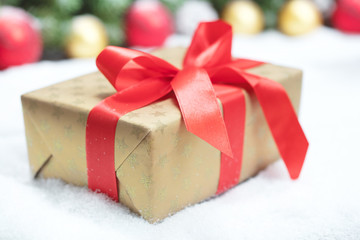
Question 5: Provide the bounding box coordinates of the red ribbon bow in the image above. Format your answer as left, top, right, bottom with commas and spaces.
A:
86, 20, 309, 201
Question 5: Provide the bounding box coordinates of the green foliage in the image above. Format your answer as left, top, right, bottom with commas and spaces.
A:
53, 0, 83, 16
159, 0, 186, 12
88, 0, 131, 22
210, 0, 230, 13
105, 22, 124, 46
254, 0, 287, 28
38, 15, 70, 48
0, 0, 22, 6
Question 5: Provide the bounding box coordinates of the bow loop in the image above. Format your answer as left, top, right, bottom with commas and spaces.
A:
183, 21, 233, 68
97, 46, 178, 91
96, 46, 145, 89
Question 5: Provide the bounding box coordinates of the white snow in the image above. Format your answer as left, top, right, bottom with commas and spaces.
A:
1, 27, 360, 239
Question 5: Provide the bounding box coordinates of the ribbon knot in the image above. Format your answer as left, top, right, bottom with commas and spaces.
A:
86, 20, 309, 201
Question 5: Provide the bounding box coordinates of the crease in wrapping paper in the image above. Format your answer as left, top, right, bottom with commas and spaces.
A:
21, 47, 303, 222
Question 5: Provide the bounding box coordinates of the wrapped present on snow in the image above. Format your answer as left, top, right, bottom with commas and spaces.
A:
22, 21, 308, 222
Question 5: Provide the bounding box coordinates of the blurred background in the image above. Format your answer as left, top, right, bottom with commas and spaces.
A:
1, 1, 360, 238
0, 0, 359, 69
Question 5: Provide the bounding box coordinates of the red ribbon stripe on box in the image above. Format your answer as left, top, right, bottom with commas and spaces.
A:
86, 20, 309, 201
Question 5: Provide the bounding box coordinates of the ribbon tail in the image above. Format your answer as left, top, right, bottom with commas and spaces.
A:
170, 67, 233, 158
241, 71, 309, 179
86, 78, 172, 201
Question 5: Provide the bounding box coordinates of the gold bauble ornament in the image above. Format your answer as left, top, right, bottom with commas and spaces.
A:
66, 15, 108, 58
278, 0, 322, 36
221, 0, 264, 35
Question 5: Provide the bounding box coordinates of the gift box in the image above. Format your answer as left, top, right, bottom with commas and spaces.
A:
21, 21, 308, 223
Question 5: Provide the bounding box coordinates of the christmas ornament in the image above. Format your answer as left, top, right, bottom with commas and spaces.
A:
221, 0, 264, 35
175, 0, 218, 35
125, 0, 174, 46
278, 0, 322, 36
0, 6, 42, 69
65, 15, 108, 58
332, 0, 360, 33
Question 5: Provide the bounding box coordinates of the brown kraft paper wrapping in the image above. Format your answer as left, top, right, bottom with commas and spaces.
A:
21, 47, 303, 222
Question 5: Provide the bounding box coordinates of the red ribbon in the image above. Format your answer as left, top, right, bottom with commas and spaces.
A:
86, 20, 309, 201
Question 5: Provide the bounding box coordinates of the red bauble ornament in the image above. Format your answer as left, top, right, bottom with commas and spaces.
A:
125, 0, 174, 47
332, 0, 360, 33
0, 6, 43, 70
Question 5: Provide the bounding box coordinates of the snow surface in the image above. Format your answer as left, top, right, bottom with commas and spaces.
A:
1, 27, 360, 239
